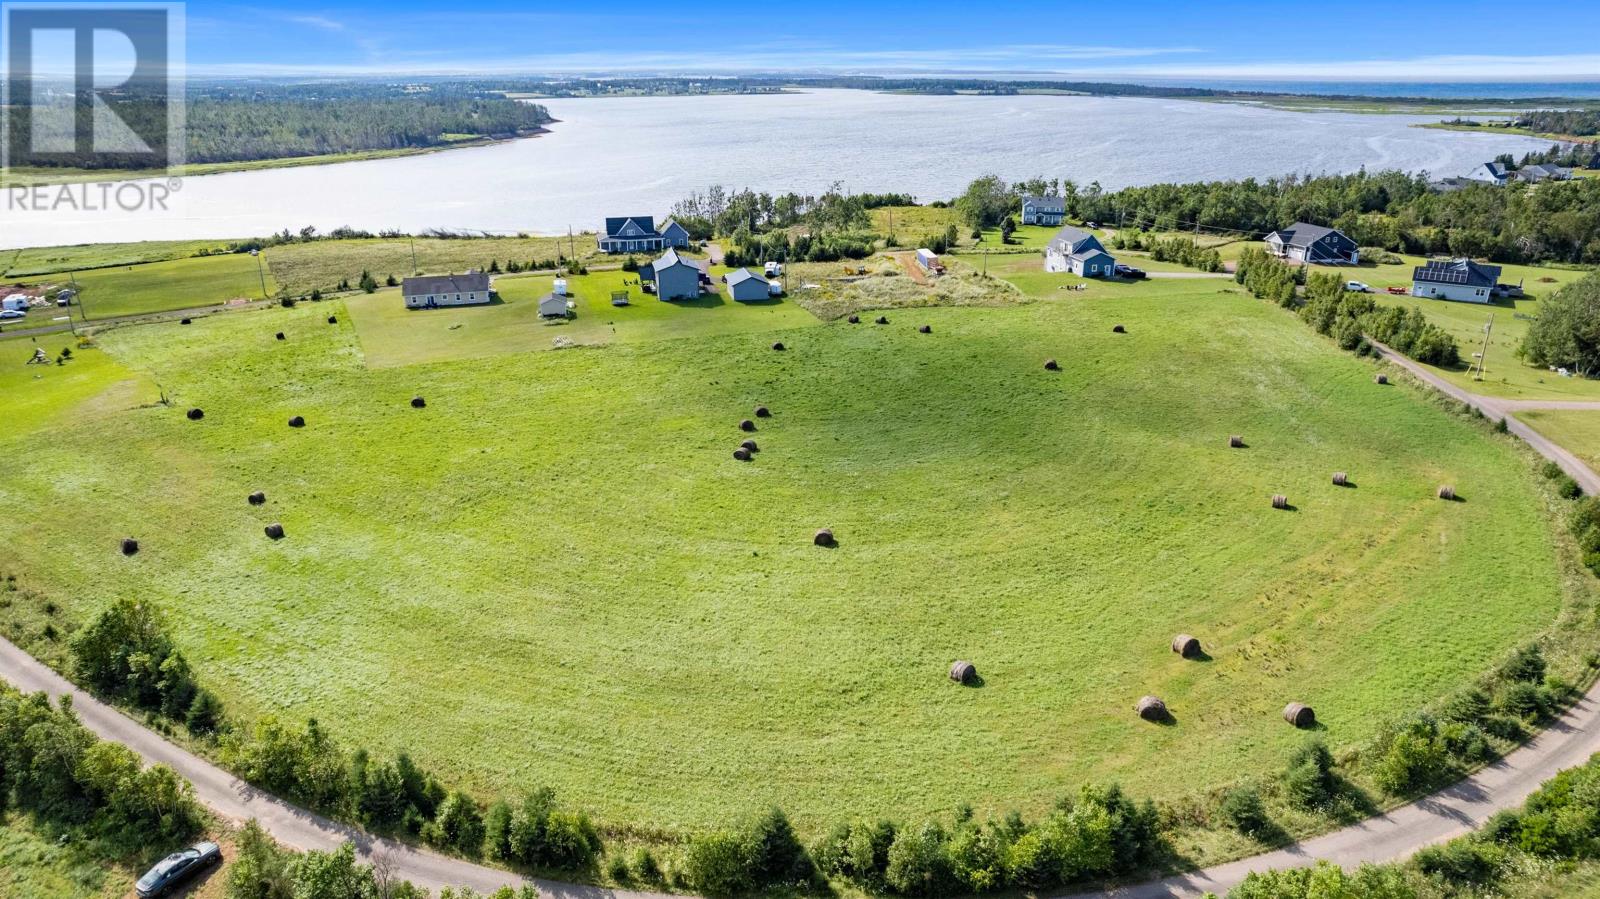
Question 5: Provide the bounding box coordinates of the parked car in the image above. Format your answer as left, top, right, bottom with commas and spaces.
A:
0, 309, 26, 320
136, 841, 221, 897
1345, 280, 1373, 293
1115, 264, 1147, 280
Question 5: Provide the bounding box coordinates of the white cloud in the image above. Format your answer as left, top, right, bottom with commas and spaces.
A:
1099, 53, 1600, 81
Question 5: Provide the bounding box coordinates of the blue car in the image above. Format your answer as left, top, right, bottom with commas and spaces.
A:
136, 841, 222, 897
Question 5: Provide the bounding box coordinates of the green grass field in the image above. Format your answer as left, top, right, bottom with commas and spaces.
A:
345, 267, 822, 367
1519, 410, 1600, 474
262, 236, 601, 296
2, 240, 246, 278
0, 270, 1575, 837
57, 255, 275, 321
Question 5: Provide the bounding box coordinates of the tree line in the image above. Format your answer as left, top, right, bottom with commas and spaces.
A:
7, 82, 551, 170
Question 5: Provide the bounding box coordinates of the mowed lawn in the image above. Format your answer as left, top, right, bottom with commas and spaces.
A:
345, 268, 822, 367
1519, 410, 1600, 474
0, 288, 1569, 836
63, 255, 275, 320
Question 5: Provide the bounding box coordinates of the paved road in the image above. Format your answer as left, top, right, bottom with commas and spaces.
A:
0, 638, 668, 899
3, 345, 1598, 899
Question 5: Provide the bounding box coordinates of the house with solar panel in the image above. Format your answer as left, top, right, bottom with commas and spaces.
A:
1263, 223, 1359, 265
597, 216, 693, 254
1411, 258, 1502, 304
1020, 195, 1067, 226
1044, 225, 1116, 277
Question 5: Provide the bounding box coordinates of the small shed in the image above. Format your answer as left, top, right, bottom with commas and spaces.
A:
726, 268, 774, 303
538, 293, 570, 318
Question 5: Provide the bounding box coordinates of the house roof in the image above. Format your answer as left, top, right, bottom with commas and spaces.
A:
1478, 162, 1512, 179
726, 268, 767, 287
402, 272, 490, 295
1022, 195, 1066, 212
652, 248, 699, 272
660, 218, 689, 234
538, 293, 568, 310
603, 216, 658, 238
1048, 225, 1105, 256
1266, 222, 1349, 250
1413, 258, 1502, 288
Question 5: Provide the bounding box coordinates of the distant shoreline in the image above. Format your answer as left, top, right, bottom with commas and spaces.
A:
0, 124, 554, 188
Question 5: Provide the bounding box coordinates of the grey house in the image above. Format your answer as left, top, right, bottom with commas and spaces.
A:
1263, 223, 1359, 265
1044, 225, 1116, 277
599, 216, 665, 254
1516, 163, 1572, 183
650, 249, 703, 301
1412, 258, 1502, 304
1021, 195, 1067, 226
726, 268, 774, 302
402, 272, 492, 309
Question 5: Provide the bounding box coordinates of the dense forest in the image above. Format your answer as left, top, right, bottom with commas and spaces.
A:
6, 80, 551, 169
1512, 109, 1600, 137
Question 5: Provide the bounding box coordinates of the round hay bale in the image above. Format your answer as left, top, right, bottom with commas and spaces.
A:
754, 405, 771, 418
264, 523, 285, 540
740, 439, 759, 453
1171, 634, 1202, 658
739, 419, 756, 432
1283, 702, 1316, 728
875, 316, 889, 325
120, 537, 139, 556
275, 332, 286, 341
814, 528, 836, 548
1272, 494, 1290, 510
847, 314, 860, 324
247, 491, 266, 506
733, 447, 752, 461
288, 415, 306, 428
1044, 358, 1060, 371
1228, 435, 1244, 448
180, 318, 192, 325
186, 408, 204, 421
327, 315, 338, 325
1332, 471, 1348, 487
772, 341, 786, 351
1438, 485, 1456, 501
918, 324, 932, 334
1375, 373, 1389, 385
949, 660, 976, 684
1136, 695, 1167, 721
410, 396, 426, 409
1112, 324, 1126, 334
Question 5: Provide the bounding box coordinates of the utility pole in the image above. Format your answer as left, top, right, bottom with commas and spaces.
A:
1474, 314, 1495, 381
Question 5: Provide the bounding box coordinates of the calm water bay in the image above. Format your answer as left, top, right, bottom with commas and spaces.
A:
0, 89, 1558, 248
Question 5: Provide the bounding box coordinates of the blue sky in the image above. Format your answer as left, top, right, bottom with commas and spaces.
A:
174, 0, 1600, 80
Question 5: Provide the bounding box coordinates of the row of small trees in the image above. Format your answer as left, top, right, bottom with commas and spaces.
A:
0, 684, 201, 849
1109, 232, 1225, 272
1235, 251, 1461, 367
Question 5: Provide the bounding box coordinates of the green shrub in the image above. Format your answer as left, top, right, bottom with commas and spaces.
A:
1541, 460, 1565, 479
885, 822, 957, 896
1499, 644, 1547, 683
813, 818, 895, 885
1558, 475, 1583, 499
744, 807, 815, 886
426, 790, 485, 856
1414, 839, 1501, 885
1372, 717, 1453, 796
946, 819, 1013, 892
682, 830, 754, 896
1220, 785, 1271, 836
1284, 739, 1337, 808
628, 846, 662, 883
605, 851, 630, 881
